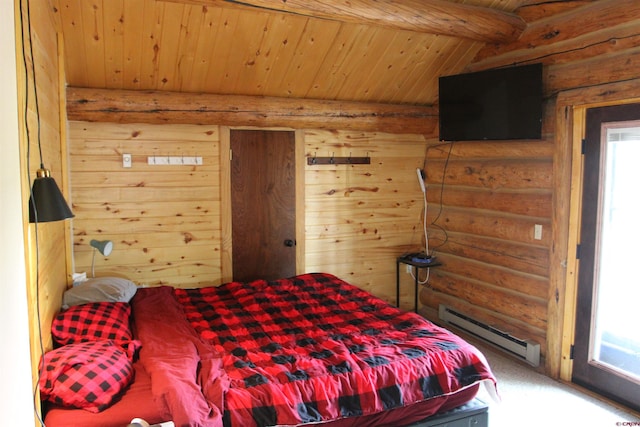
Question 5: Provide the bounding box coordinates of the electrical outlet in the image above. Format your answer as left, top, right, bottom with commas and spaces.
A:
72, 272, 87, 286
406, 264, 412, 274
123, 153, 132, 168
534, 224, 542, 240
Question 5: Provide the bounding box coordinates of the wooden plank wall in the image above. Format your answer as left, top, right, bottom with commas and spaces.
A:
419, 0, 640, 370
69, 122, 222, 288
19, 0, 72, 399
304, 130, 427, 305
68, 123, 427, 307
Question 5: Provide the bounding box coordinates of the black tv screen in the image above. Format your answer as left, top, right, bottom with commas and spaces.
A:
438, 63, 543, 141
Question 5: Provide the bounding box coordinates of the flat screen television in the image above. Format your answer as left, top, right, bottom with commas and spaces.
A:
438, 63, 543, 141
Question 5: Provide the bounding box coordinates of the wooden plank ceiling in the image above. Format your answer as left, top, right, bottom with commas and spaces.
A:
51, 0, 527, 107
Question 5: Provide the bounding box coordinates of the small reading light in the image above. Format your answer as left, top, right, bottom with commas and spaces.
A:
90, 239, 113, 277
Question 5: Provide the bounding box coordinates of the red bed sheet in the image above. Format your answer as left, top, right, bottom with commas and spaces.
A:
45, 273, 496, 427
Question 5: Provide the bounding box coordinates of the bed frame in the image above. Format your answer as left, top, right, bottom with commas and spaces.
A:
409, 398, 488, 427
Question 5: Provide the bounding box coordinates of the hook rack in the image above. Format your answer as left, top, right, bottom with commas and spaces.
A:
307, 152, 370, 166
147, 155, 203, 165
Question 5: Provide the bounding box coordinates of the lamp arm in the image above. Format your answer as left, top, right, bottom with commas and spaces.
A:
91, 249, 96, 278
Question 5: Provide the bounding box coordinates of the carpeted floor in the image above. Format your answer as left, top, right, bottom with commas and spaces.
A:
470, 339, 640, 426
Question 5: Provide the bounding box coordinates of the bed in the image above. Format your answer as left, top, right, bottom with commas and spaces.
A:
41, 273, 497, 427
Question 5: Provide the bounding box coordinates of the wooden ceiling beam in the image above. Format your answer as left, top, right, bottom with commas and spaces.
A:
163, 0, 526, 43
66, 87, 438, 135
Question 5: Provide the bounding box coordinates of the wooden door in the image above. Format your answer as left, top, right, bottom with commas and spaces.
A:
230, 130, 296, 282
572, 103, 640, 412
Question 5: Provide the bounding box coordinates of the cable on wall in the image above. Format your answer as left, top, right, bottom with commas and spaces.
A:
19, 0, 49, 424
411, 168, 431, 285
422, 141, 454, 253
411, 141, 454, 285
422, 177, 429, 256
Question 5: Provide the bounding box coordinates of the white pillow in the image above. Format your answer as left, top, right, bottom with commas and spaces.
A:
62, 277, 138, 308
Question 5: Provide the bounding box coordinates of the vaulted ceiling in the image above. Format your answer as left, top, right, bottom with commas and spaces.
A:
51, 0, 529, 107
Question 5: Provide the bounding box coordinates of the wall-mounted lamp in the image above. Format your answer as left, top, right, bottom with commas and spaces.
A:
28, 166, 74, 223
20, 0, 73, 224
90, 239, 113, 278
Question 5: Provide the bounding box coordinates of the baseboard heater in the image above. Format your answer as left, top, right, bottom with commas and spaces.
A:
438, 304, 540, 367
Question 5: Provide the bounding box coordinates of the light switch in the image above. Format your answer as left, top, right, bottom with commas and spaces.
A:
123, 153, 132, 168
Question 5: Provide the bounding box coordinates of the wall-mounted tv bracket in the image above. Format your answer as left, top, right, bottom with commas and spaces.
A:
307, 152, 371, 166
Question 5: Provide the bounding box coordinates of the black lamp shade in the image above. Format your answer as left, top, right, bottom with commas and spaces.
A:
28, 170, 74, 223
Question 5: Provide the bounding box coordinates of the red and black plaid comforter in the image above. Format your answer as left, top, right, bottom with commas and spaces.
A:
173, 273, 495, 427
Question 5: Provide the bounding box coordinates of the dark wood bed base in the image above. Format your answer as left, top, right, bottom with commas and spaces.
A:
407, 398, 489, 427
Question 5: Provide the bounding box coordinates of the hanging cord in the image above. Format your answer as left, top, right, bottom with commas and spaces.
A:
410, 172, 431, 285
21, 0, 44, 169
20, 0, 48, 424
411, 195, 431, 285
427, 141, 454, 252
411, 141, 455, 285
422, 184, 429, 255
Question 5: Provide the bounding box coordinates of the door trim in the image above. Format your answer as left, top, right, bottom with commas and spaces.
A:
559, 90, 640, 382
220, 126, 305, 283
571, 104, 640, 411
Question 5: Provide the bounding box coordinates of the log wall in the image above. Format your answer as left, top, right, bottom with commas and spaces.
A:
420, 0, 640, 373
419, 138, 554, 352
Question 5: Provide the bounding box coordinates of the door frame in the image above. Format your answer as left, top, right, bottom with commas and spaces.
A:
219, 126, 306, 283
570, 105, 640, 410
557, 85, 640, 383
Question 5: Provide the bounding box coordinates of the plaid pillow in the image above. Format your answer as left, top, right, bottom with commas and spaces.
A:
52, 302, 140, 358
39, 340, 134, 412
